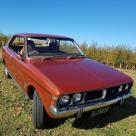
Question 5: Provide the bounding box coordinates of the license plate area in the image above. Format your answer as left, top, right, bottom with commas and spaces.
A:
91, 107, 110, 117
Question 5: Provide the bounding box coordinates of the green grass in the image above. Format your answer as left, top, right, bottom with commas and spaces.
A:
0, 62, 136, 136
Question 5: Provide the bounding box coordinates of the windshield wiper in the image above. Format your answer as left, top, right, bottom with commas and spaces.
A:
40, 54, 85, 61
41, 56, 54, 61
66, 54, 85, 60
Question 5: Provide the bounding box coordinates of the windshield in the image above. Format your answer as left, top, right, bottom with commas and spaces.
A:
26, 37, 84, 58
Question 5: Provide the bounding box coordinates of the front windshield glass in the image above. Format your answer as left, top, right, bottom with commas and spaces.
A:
26, 37, 84, 57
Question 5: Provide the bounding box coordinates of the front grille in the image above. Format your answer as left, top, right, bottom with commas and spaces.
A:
57, 82, 133, 110
85, 90, 103, 103
106, 86, 119, 99
84, 82, 132, 103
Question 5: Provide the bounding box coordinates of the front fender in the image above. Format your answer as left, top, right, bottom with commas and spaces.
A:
26, 82, 58, 118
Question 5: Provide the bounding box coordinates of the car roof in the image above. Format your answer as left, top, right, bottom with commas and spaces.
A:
14, 33, 73, 40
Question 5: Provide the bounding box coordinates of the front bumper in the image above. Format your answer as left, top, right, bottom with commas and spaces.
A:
50, 93, 131, 118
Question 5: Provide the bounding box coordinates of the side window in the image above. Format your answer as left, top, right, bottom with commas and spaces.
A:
9, 37, 25, 55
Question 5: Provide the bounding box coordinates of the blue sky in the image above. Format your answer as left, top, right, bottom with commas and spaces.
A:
0, 0, 136, 48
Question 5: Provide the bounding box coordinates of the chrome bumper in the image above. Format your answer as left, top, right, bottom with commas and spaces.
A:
50, 93, 131, 118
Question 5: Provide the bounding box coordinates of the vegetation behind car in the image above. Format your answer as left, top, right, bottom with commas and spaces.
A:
0, 33, 136, 70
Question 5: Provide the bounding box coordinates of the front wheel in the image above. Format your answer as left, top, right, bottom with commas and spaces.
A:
32, 90, 48, 129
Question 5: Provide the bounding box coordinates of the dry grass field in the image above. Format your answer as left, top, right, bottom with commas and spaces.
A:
0, 59, 136, 136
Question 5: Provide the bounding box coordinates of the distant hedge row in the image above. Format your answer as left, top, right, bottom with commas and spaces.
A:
80, 42, 136, 70
0, 33, 136, 70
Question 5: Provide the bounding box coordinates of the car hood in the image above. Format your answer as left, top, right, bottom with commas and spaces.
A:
29, 58, 132, 94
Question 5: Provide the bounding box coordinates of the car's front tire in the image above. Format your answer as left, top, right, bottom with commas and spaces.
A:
4, 66, 10, 78
32, 90, 47, 129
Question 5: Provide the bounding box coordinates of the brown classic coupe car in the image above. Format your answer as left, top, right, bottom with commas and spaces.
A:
2, 33, 133, 129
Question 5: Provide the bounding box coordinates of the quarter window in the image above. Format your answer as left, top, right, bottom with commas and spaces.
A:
9, 36, 25, 55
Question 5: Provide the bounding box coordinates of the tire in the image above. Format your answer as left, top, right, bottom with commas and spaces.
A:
4, 66, 10, 78
32, 90, 47, 129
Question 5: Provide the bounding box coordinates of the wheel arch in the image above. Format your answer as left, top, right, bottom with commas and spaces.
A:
26, 84, 53, 117
27, 85, 35, 100
2, 58, 5, 65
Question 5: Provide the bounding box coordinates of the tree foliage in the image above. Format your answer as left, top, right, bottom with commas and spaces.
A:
0, 33, 10, 48
80, 42, 136, 69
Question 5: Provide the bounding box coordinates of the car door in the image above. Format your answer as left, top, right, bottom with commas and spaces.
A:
7, 36, 26, 89
4, 36, 20, 79
14, 37, 27, 90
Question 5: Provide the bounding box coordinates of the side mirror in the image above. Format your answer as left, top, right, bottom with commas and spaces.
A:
17, 54, 24, 61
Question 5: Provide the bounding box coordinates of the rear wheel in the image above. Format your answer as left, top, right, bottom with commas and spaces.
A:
32, 90, 48, 129
4, 66, 10, 78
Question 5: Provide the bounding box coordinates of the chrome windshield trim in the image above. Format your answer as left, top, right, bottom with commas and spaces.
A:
73, 41, 85, 56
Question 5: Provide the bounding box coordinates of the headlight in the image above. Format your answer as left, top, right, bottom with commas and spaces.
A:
72, 93, 82, 103
118, 85, 123, 92
60, 95, 70, 105
125, 84, 129, 90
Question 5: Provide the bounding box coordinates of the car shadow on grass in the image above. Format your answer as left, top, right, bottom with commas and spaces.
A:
45, 118, 66, 129
72, 96, 136, 129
